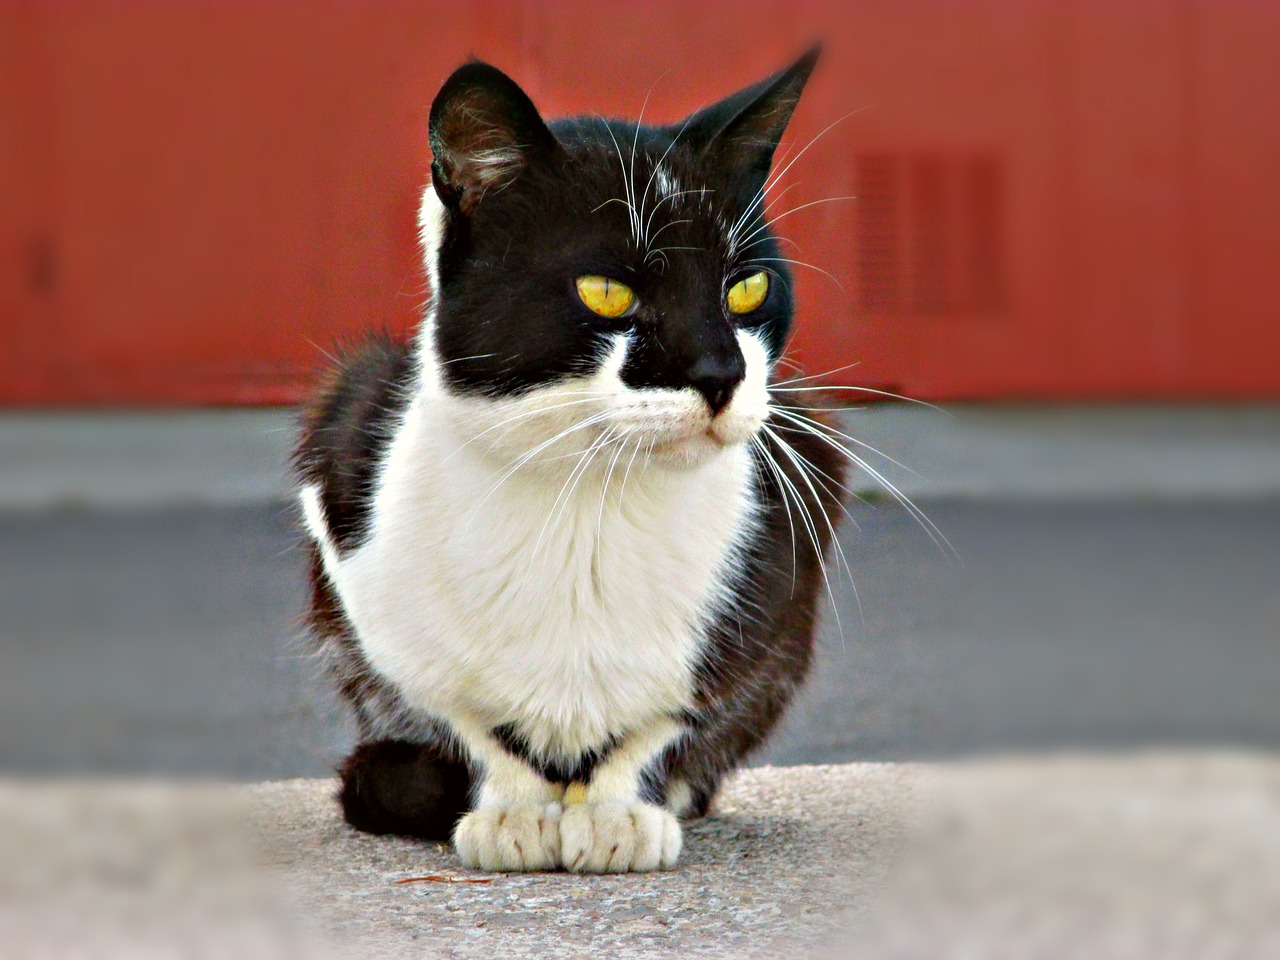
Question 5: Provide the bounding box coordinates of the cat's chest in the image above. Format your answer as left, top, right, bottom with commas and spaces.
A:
327, 423, 756, 755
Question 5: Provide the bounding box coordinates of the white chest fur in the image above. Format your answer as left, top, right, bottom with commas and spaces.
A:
311, 391, 757, 759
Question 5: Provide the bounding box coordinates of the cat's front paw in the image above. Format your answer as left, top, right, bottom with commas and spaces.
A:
454, 803, 561, 871
560, 801, 681, 873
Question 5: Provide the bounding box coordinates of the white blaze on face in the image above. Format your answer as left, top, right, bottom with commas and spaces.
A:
712, 329, 772, 446
594, 336, 715, 464
419, 172, 771, 472
583, 329, 772, 468
435, 328, 771, 474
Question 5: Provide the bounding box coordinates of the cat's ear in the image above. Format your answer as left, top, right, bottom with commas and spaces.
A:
682, 46, 820, 181
428, 61, 559, 216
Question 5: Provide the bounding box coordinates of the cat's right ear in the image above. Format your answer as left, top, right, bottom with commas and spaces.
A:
428, 61, 559, 216
680, 47, 820, 188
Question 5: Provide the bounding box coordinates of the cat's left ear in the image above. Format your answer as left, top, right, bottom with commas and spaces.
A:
428, 61, 560, 216
681, 45, 820, 182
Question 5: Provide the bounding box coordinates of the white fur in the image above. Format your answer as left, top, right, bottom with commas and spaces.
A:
665, 779, 696, 818
455, 802, 562, 871
585, 718, 684, 803
299, 484, 338, 572
415, 187, 447, 362
324, 355, 760, 758
416, 185, 446, 297
468, 146, 525, 186
561, 801, 681, 873
305, 185, 774, 871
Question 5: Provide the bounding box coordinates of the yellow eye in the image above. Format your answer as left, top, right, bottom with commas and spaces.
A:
726, 271, 770, 314
576, 275, 636, 319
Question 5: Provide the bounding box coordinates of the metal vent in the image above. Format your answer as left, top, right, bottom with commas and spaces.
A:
854, 154, 1003, 316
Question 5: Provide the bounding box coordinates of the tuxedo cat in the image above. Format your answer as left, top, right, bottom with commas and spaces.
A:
295, 48, 846, 873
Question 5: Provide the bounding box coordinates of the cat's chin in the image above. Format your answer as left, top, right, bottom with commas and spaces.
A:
644, 428, 749, 470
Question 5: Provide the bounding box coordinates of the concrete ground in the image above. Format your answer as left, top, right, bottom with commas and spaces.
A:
5, 756, 1279, 958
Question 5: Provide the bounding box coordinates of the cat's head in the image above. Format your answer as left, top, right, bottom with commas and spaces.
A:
420, 51, 818, 470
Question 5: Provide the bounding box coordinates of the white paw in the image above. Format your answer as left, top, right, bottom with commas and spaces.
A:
454, 803, 561, 871
560, 802, 682, 873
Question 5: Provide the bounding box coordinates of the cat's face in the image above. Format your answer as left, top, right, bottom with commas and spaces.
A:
421, 53, 817, 469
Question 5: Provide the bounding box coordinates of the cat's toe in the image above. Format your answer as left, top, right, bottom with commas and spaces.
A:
453, 803, 561, 871
560, 802, 682, 873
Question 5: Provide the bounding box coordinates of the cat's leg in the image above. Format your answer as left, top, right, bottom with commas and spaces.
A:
559, 718, 684, 873
662, 775, 715, 820
660, 674, 807, 824
337, 739, 472, 840
449, 716, 563, 871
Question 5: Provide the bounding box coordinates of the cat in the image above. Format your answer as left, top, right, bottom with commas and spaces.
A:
294, 47, 846, 873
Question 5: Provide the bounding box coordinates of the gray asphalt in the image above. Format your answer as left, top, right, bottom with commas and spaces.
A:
3, 498, 1278, 778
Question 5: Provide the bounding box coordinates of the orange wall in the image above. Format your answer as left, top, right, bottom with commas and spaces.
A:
3, 1, 1278, 405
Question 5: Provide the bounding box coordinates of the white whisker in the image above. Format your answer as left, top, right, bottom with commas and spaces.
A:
763, 424, 863, 633
631, 79, 660, 234
770, 361, 862, 387
746, 256, 844, 290
537, 427, 618, 558
440, 395, 611, 464
595, 434, 631, 558
645, 217, 693, 249
769, 412, 957, 561
726, 105, 872, 253
759, 106, 872, 203
734, 195, 859, 250
639, 112, 698, 248
615, 434, 644, 514
761, 424, 859, 530
468, 411, 613, 519
769, 407, 921, 477
437, 352, 500, 366
758, 425, 842, 638
602, 123, 640, 247
768, 385, 953, 416
751, 436, 798, 595
727, 182, 803, 255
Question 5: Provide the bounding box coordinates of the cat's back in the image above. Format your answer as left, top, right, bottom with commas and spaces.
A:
294, 331, 416, 554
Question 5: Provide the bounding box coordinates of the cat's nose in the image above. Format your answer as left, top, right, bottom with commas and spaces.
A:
686, 353, 746, 416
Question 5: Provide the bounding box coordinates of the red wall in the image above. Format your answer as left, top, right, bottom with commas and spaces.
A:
3, 1, 1278, 405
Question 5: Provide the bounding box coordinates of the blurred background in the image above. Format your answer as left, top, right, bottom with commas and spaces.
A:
2, 1, 1278, 778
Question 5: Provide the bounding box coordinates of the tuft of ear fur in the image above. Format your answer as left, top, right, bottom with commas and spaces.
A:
428, 61, 560, 216
680, 45, 820, 182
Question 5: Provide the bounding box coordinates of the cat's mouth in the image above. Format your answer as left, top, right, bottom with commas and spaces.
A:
645, 431, 715, 454
631, 423, 718, 457
643, 419, 756, 461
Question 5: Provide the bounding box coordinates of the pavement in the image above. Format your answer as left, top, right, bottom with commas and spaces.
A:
4, 755, 1279, 958
251, 763, 910, 959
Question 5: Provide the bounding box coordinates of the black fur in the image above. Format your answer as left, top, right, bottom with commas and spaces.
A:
427, 56, 814, 400
297, 51, 846, 841
294, 332, 414, 554
300, 335, 843, 834
490, 723, 620, 787
338, 739, 471, 841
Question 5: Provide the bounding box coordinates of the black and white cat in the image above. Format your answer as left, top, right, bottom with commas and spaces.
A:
295, 49, 845, 873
